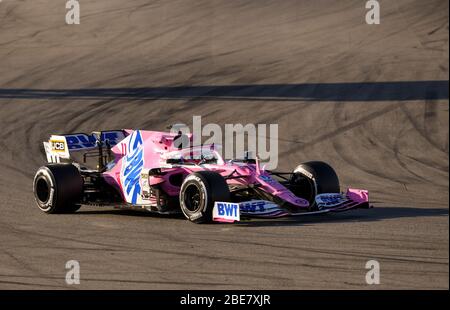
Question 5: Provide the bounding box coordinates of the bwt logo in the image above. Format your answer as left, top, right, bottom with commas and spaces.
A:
216, 203, 239, 217
122, 131, 144, 204
317, 195, 343, 205
240, 201, 266, 213
65, 132, 122, 150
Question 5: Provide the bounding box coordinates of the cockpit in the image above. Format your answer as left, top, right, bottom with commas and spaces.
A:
162, 144, 224, 166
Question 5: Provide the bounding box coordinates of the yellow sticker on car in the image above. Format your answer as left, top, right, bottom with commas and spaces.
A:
50, 140, 66, 152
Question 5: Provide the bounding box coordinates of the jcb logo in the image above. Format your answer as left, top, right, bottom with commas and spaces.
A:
51, 140, 66, 152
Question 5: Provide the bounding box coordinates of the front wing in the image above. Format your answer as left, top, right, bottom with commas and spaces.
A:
213, 189, 370, 222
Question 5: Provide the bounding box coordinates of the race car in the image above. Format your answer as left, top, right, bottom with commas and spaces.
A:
33, 129, 370, 223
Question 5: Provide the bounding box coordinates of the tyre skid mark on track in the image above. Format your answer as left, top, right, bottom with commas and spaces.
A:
194, 237, 449, 266
400, 103, 449, 156
280, 104, 400, 155
0, 279, 63, 289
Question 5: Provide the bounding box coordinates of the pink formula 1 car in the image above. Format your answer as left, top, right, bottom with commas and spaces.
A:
33, 130, 370, 223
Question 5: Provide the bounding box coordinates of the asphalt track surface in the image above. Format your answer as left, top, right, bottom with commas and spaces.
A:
0, 0, 448, 289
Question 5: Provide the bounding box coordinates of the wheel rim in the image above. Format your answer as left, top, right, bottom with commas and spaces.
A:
36, 177, 50, 204
183, 183, 202, 212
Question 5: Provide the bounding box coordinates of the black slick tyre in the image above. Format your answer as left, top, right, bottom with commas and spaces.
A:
33, 164, 83, 214
179, 171, 230, 223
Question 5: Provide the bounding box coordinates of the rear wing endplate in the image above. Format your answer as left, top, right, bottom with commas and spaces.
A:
43, 130, 126, 163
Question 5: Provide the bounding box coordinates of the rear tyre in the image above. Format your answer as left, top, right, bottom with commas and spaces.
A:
33, 164, 83, 214
179, 171, 230, 223
290, 161, 340, 209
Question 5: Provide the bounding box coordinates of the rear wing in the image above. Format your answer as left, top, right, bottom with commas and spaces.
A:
43, 130, 126, 164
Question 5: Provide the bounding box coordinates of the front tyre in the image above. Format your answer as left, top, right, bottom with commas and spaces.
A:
179, 171, 230, 223
33, 164, 83, 214
290, 161, 340, 209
